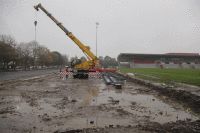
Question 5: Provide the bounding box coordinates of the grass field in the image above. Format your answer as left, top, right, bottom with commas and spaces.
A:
114, 68, 200, 86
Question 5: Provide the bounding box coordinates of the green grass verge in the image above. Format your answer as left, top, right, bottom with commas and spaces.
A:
113, 68, 200, 86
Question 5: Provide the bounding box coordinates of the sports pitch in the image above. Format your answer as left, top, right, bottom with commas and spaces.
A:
114, 68, 200, 86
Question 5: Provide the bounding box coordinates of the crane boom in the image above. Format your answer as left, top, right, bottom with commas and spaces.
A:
34, 3, 99, 69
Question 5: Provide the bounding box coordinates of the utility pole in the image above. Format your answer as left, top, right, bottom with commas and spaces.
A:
96, 22, 99, 57
34, 21, 37, 41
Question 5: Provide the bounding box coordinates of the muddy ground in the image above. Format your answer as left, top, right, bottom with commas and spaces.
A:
0, 72, 200, 133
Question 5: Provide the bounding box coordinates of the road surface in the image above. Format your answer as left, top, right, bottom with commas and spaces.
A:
0, 69, 59, 82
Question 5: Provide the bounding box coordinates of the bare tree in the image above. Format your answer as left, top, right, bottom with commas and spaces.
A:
51, 51, 65, 68
29, 41, 40, 69
1, 35, 17, 47
51, 52, 58, 66
62, 54, 69, 66
17, 42, 33, 70
103, 55, 118, 68
37, 46, 52, 68
98, 56, 104, 67
0, 35, 18, 70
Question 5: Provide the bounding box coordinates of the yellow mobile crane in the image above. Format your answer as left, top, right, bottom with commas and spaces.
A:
34, 3, 99, 78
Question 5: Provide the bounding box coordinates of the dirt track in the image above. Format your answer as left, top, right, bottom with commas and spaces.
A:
0, 72, 200, 133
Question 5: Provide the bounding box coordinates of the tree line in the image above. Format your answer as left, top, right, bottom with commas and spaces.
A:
98, 55, 118, 68
0, 35, 118, 71
70, 55, 118, 68
0, 35, 69, 70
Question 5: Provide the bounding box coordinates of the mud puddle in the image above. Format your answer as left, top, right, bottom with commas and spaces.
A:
58, 81, 200, 130
0, 74, 199, 132
80, 83, 199, 124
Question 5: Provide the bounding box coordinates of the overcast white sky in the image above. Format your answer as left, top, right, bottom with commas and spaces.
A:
1, 0, 200, 59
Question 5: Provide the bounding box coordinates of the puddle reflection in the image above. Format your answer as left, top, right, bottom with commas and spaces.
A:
82, 83, 199, 124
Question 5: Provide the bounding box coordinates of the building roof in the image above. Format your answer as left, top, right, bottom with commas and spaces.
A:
119, 53, 200, 57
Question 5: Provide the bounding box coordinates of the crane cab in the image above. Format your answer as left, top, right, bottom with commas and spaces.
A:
71, 59, 82, 68
70, 59, 88, 78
